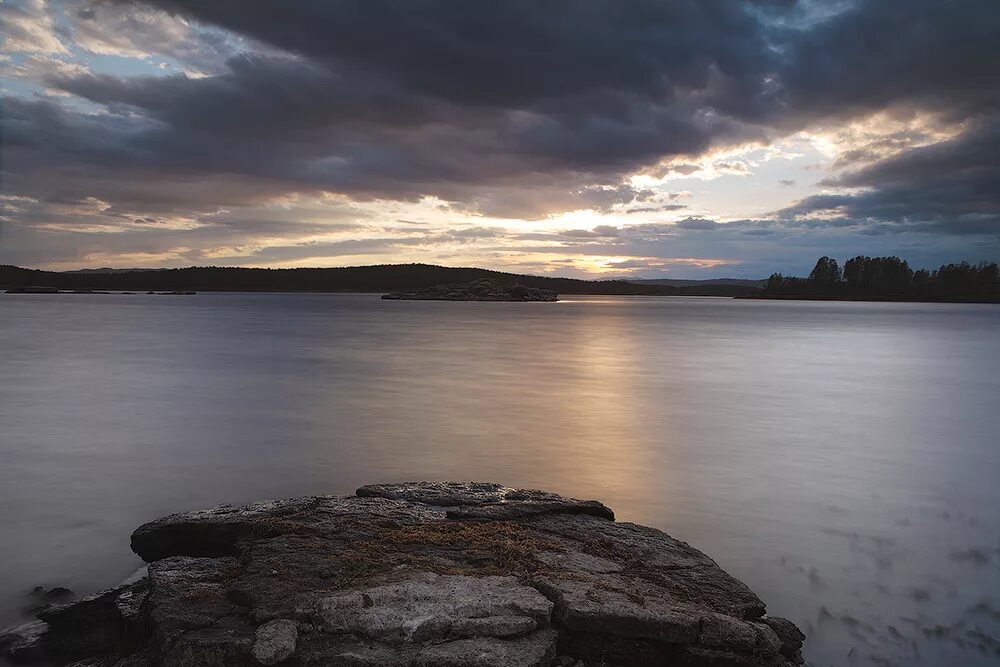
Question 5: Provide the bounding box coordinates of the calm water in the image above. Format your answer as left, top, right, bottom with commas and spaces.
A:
1, 293, 998, 666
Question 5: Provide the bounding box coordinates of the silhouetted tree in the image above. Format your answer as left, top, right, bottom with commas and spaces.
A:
761, 256, 999, 302
808, 257, 841, 287
843, 256, 912, 295
933, 261, 1000, 297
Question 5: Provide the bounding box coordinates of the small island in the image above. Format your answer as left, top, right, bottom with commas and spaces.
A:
0, 482, 804, 667
382, 280, 558, 302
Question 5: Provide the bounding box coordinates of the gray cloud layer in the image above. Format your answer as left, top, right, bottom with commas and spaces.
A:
780, 118, 1000, 235
1, 0, 998, 269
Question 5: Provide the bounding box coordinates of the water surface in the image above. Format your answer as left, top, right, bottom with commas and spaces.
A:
1, 293, 998, 666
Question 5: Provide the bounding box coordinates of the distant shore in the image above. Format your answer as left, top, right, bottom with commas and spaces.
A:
740, 294, 1000, 304
757, 256, 1000, 303
0, 264, 759, 298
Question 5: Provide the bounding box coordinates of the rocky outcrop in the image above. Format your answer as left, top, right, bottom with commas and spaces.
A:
381, 281, 558, 301
2, 482, 805, 666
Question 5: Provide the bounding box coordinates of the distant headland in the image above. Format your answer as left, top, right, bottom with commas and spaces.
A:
0, 264, 756, 297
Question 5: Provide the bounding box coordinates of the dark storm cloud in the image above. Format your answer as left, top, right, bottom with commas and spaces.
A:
11, 52, 725, 218
761, 0, 1000, 240
6, 0, 796, 223
2, 0, 999, 266
0, 96, 329, 213
117, 0, 782, 107
773, 0, 1000, 125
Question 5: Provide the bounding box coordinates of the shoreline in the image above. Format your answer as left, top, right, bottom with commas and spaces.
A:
739, 294, 1000, 304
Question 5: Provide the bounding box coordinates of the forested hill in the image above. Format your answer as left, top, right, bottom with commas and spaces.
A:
0, 263, 760, 296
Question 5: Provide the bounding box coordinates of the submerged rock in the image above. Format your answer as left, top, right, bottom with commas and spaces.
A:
382, 281, 558, 301
3, 482, 804, 666
23, 586, 75, 614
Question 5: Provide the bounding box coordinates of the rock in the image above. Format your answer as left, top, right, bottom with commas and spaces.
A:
357, 481, 509, 506
253, 619, 298, 665
35, 578, 149, 661
302, 572, 551, 643
23, 586, 76, 615
130, 495, 440, 563
359, 482, 615, 521
0, 620, 48, 662
65, 655, 147, 667
130, 496, 321, 561
381, 281, 558, 302
3, 482, 805, 667
144, 555, 252, 664
415, 629, 557, 667
761, 616, 806, 662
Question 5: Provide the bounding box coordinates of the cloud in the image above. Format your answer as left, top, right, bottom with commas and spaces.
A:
5, 0, 796, 223
626, 204, 687, 214
674, 218, 721, 231
779, 116, 1000, 236
0, 1, 68, 55
713, 161, 751, 175
66, 0, 245, 75
1, 0, 998, 272
559, 225, 622, 240
773, 0, 1000, 125
119, 0, 783, 108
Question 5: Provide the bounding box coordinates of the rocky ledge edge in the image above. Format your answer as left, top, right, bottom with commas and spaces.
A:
0, 482, 804, 667
381, 281, 558, 301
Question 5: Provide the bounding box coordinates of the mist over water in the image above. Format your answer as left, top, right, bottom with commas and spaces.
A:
1, 293, 998, 666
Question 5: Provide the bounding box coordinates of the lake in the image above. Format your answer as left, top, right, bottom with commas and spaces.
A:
1, 293, 998, 666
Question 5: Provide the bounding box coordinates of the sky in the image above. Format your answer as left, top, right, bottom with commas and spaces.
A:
1, 0, 998, 278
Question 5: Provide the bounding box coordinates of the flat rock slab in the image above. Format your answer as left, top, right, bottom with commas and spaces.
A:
4, 481, 805, 667
304, 572, 552, 643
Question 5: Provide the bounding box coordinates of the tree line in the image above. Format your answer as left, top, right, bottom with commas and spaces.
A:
763, 256, 1000, 302
1, 263, 755, 296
